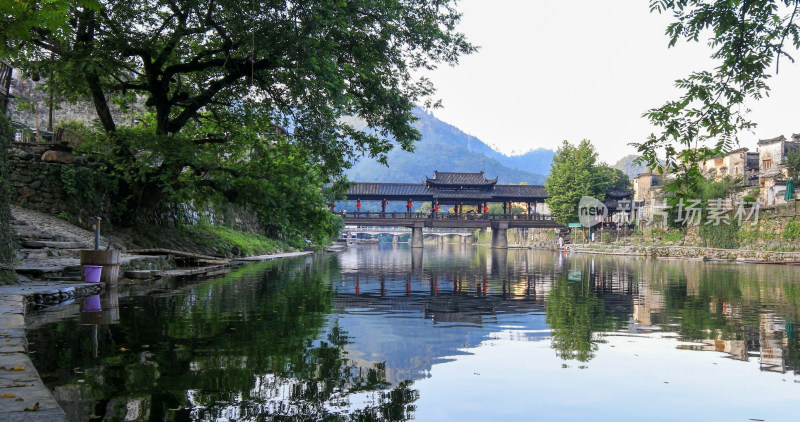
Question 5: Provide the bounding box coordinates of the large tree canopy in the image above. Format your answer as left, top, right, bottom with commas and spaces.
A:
633, 0, 800, 194
544, 140, 625, 225
2, 0, 475, 243
4, 0, 474, 172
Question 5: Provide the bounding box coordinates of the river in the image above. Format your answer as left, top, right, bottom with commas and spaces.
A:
27, 244, 800, 421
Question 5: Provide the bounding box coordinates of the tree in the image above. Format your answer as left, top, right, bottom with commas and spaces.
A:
632, 0, 800, 197
599, 166, 632, 192
5, 0, 474, 171
545, 140, 618, 224
787, 148, 800, 182
3, 1, 475, 242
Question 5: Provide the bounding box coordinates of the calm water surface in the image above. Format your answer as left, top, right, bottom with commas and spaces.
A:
27, 244, 800, 421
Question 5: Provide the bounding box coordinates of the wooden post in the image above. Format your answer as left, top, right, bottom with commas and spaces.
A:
80, 250, 120, 284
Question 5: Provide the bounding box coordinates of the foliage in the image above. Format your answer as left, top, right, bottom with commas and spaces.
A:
661, 174, 743, 227
699, 217, 740, 248
0, 0, 100, 49
742, 186, 759, 203
546, 270, 612, 362
783, 219, 800, 240
787, 148, 800, 182
632, 0, 800, 199
56, 164, 117, 210
74, 111, 344, 245
28, 256, 420, 420
602, 166, 633, 191
651, 227, 686, 243
613, 154, 649, 179
5, 0, 475, 170
190, 223, 286, 256
0, 114, 13, 283
667, 176, 743, 248
5, 1, 475, 244
545, 140, 623, 224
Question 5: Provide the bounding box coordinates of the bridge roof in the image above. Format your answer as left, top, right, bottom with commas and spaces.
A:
346, 182, 548, 202
426, 171, 497, 187
347, 183, 431, 200
491, 185, 548, 200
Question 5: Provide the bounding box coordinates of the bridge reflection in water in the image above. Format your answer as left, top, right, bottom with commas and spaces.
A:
24, 245, 800, 421
327, 244, 644, 383
330, 245, 800, 384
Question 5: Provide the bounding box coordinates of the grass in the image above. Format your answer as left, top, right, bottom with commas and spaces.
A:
192, 224, 287, 256
120, 222, 291, 258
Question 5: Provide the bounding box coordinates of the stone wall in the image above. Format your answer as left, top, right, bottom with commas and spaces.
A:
149, 201, 265, 234
8, 142, 266, 235
7, 73, 144, 136
1, 114, 15, 283
477, 227, 563, 249
7, 142, 114, 228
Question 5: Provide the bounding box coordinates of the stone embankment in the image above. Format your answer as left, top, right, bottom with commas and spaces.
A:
1, 282, 103, 422
567, 243, 800, 263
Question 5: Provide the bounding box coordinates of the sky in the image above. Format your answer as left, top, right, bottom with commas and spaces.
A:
422, 0, 800, 164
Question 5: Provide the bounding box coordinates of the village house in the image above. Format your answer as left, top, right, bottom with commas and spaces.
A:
632, 172, 661, 203
631, 172, 662, 223
700, 147, 759, 186
758, 134, 800, 205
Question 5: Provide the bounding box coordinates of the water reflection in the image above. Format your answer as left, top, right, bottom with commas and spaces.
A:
26, 245, 800, 421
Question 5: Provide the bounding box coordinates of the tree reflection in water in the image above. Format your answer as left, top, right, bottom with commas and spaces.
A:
28, 258, 419, 421
26, 247, 800, 420
545, 266, 612, 362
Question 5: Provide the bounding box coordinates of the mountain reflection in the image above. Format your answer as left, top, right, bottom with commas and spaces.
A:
26, 244, 800, 421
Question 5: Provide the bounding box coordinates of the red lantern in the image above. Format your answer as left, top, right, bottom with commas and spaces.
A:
484, 205, 489, 213
509, 203, 512, 209
435, 205, 440, 211
407, 201, 412, 208
356, 200, 361, 208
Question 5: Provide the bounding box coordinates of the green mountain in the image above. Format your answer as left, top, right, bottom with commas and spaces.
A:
346, 108, 552, 184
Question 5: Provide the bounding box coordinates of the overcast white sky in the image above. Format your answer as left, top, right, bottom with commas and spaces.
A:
422, 0, 800, 164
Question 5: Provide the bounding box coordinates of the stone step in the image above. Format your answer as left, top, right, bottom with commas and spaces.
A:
16, 248, 81, 259
45, 275, 83, 282
22, 240, 90, 249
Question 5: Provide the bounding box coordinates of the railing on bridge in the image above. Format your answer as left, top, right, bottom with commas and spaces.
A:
337, 211, 555, 222
343, 226, 474, 235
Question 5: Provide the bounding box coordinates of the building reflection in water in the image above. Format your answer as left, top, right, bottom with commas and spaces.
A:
24, 245, 800, 421
334, 245, 800, 375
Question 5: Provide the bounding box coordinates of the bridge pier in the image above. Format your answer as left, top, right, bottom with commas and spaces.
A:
491, 221, 508, 249
411, 223, 424, 248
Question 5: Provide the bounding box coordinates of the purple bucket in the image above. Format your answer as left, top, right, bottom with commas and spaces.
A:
82, 295, 102, 312
83, 265, 103, 283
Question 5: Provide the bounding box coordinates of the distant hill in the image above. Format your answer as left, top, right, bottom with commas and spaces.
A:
346, 108, 553, 184
613, 154, 648, 179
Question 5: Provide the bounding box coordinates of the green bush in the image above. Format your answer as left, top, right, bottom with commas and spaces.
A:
699, 221, 739, 249
56, 165, 117, 214
783, 219, 800, 241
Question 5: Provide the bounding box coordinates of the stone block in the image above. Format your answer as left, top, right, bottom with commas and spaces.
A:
40, 151, 74, 164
